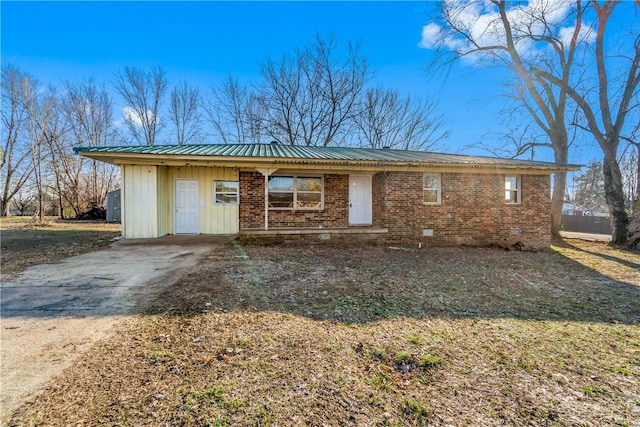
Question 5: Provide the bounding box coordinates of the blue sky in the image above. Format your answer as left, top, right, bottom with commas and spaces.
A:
1, 1, 636, 165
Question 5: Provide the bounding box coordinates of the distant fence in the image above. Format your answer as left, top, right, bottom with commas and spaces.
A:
561, 214, 611, 235
106, 189, 121, 223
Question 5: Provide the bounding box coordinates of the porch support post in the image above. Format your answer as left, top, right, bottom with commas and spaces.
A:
256, 168, 277, 231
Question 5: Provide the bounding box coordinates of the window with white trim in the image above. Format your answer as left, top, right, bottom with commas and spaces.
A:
423, 173, 441, 205
268, 175, 323, 209
213, 181, 239, 205
505, 175, 521, 204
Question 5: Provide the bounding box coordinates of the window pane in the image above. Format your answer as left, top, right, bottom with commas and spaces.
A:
268, 192, 293, 207
423, 174, 439, 189
216, 193, 238, 204
268, 176, 294, 192
215, 181, 238, 193
424, 189, 438, 203
505, 190, 518, 203
297, 192, 321, 208
505, 176, 517, 191
297, 177, 322, 192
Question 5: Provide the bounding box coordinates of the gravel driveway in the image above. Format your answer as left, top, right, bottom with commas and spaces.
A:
0, 238, 224, 423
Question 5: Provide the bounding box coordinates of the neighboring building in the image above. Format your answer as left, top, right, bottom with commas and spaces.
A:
561, 201, 612, 235
105, 189, 121, 222
74, 144, 580, 247
562, 201, 608, 217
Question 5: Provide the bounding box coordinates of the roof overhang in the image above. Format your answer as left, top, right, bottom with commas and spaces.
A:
75, 151, 580, 175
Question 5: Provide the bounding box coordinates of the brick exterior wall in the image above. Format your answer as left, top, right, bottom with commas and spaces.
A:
239, 172, 349, 229
239, 171, 265, 229
375, 171, 551, 247
240, 170, 551, 247
372, 172, 423, 242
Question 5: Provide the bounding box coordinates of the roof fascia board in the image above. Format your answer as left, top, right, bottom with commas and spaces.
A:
80, 151, 579, 173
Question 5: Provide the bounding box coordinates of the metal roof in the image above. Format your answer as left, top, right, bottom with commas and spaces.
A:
74, 143, 580, 170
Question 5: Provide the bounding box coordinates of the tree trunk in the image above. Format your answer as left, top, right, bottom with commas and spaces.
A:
549, 126, 568, 238
57, 191, 65, 219
602, 150, 629, 244
627, 144, 640, 248
550, 172, 566, 237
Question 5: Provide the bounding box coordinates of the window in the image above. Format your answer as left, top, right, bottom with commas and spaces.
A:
214, 181, 239, 205
505, 175, 521, 204
268, 175, 323, 209
423, 173, 441, 205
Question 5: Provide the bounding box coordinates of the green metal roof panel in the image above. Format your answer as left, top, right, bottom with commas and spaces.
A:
73, 143, 580, 169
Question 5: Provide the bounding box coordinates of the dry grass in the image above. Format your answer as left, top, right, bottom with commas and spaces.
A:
7, 238, 640, 426
0, 216, 121, 278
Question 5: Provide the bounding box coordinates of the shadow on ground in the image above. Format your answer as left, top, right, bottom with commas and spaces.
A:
141, 239, 640, 325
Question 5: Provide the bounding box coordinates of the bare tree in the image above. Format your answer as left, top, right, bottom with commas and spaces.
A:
423, 0, 592, 237
620, 146, 638, 207
259, 33, 369, 146
169, 82, 202, 145
353, 87, 448, 151
573, 161, 608, 213
23, 81, 59, 224
37, 79, 120, 218
62, 79, 117, 211
203, 75, 266, 144
1, 64, 33, 216
113, 66, 167, 146
469, 118, 545, 160
622, 116, 639, 247
532, 1, 639, 244
12, 187, 34, 215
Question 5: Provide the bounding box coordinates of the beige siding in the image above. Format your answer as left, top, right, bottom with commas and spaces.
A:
166, 166, 239, 234
157, 166, 171, 236
122, 165, 159, 238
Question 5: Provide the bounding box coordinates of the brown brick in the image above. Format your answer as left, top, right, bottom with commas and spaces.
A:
240, 170, 551, 247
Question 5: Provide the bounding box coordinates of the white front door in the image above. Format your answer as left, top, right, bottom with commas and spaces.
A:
349, 175, 372, 225
174, 179, 199, 234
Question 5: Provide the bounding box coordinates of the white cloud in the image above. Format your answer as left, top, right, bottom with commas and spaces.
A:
123, 106, 153, 128
419, 22, 464, 51
418, 23, 442, 49
419, 0, 592, 63
559, 23, 596, 47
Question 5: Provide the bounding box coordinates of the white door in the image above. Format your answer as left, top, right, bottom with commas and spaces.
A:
174, 179, 199, 234
349, 175, 372, 225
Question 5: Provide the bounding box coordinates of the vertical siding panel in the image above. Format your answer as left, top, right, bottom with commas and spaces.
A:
203, 167, 210, 233
123, 165, 138, 238
149, 166, 158, 237
167, 167, 174, 234
156, 166, 170, 236
121, 165, 128, 237
161, 166, 238, 235
122, 165, 158, 238
208, 166, 237, 234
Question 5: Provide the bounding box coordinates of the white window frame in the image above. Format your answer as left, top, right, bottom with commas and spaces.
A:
213, 180, 239, 205
505, 175, 521, 204
423, 173, 441, 205
268, 175, 324, 210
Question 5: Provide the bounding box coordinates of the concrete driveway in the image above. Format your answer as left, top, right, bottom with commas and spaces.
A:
559, 231, 612, 242
0, 237, 227, 423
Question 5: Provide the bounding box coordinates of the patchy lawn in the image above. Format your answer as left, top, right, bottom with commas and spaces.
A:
0, 216, 121, 278
7, 239, 640, 426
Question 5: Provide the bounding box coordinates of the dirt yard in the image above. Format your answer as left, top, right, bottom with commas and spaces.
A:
5, 236, 639, 426
0, 217, 121, 279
